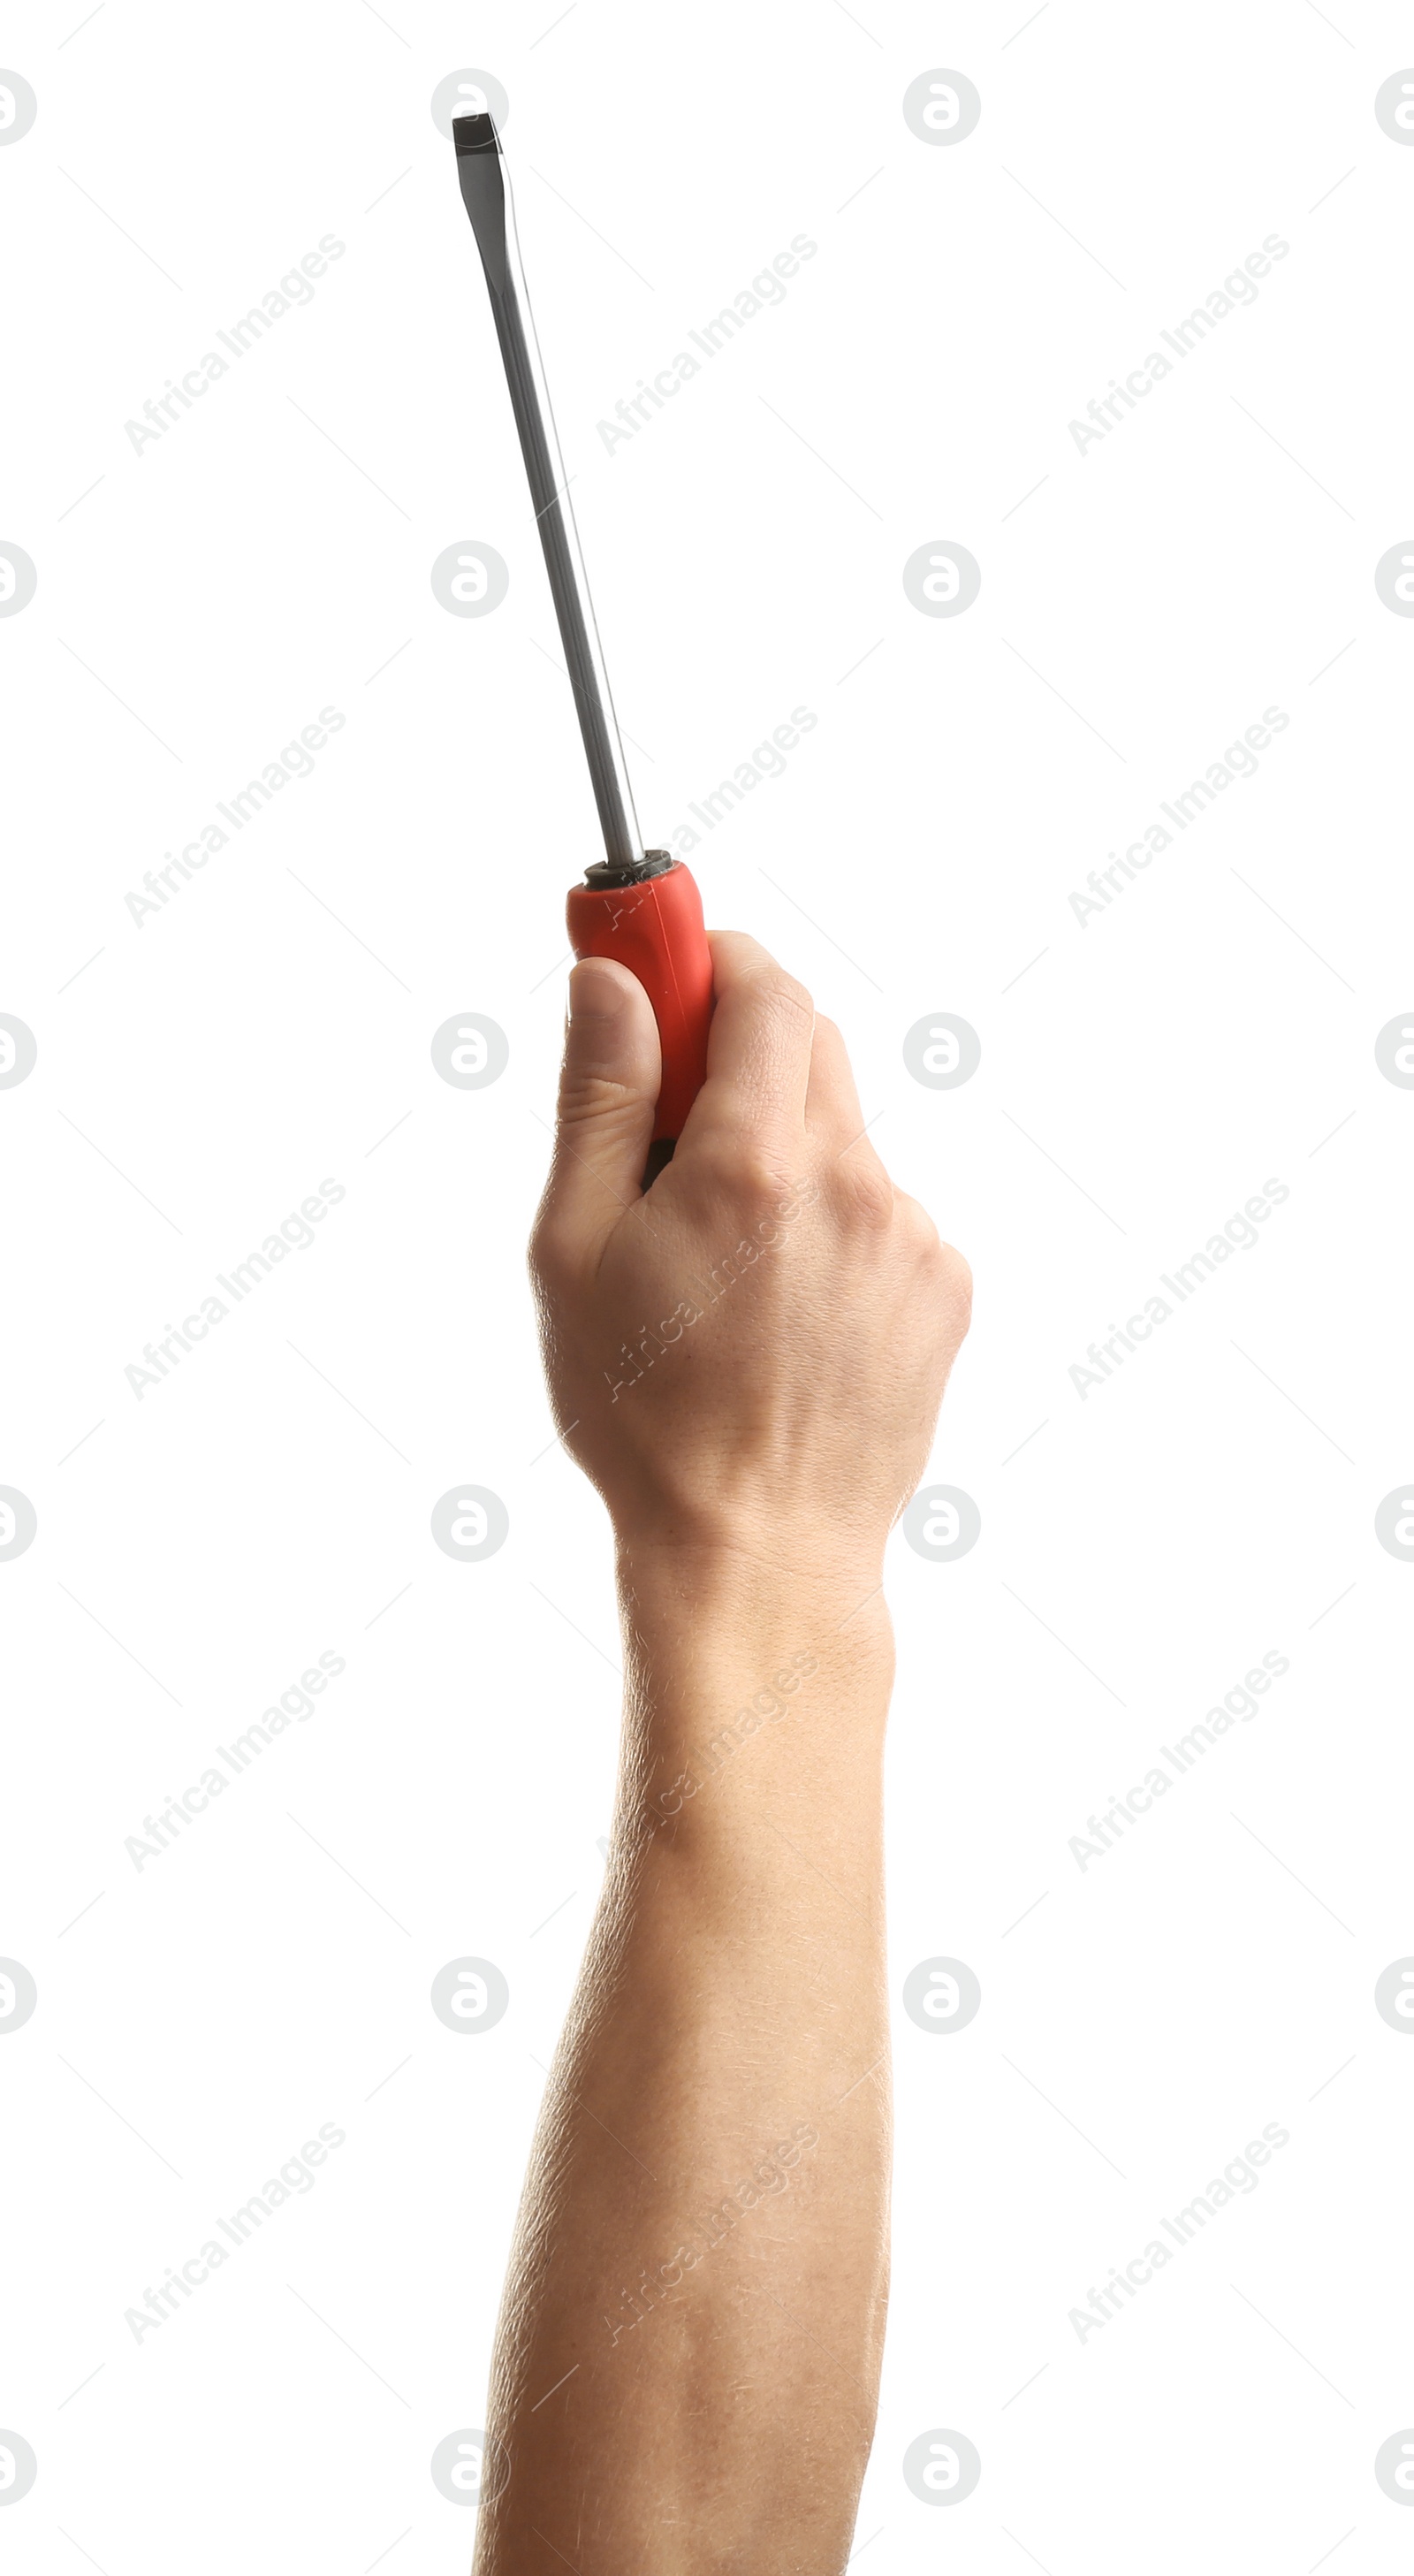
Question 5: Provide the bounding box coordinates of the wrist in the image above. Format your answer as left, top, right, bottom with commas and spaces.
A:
610, 1536, 894, 1863
613, 1533, 891, 1667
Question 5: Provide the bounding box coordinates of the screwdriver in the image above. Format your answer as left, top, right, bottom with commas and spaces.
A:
452, 111, 714, 1153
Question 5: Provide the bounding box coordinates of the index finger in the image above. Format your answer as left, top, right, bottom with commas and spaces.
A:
676, 930, 815, 1160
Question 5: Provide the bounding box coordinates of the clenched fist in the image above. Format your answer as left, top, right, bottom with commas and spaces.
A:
529, 932, 971, 1582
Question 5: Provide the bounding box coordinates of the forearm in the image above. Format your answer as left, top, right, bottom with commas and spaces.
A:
474, 1547, 897, 2573
482, 931, 970, 2562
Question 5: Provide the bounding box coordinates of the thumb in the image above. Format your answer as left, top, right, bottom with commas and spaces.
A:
542, 957, 662, 1246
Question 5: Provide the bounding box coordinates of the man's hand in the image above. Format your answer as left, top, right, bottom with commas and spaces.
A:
475, 933, 971, 2574
529, 932, 971, 1577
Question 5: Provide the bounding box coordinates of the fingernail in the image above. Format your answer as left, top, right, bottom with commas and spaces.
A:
567, 960, 626, 1025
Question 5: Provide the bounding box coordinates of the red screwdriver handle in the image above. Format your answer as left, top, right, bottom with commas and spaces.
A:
566, 859, 714, 1144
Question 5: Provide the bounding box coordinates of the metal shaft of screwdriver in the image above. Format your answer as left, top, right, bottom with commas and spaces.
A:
454, 116, 643, 871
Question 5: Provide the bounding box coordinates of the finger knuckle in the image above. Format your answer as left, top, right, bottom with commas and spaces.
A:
934, 1239, 974, 1329
756, 966, 814, 1027
695, 1135, 798, 1221
736, 1148, 793, 1216
557, 1070, 642, 1126
527, 1213, 574, 1293
893, 1188, 935, 1243
738, 1144, 799, 1209
812, 1012, 843, 1050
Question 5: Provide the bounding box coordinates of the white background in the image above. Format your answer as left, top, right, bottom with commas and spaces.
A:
4, 0, 1414, 2566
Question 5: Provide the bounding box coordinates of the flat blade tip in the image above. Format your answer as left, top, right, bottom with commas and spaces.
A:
452, 111, 501, 155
